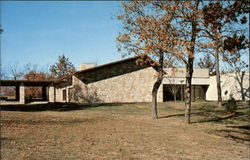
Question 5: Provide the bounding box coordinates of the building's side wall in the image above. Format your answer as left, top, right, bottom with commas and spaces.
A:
55, 88, 64, 102
48, 85, 55, 102
206, 72, 249, 101
55, 86, 74, 102
73, 67, 163, 103
165, 68, 209, 78
162, 77, 210, 85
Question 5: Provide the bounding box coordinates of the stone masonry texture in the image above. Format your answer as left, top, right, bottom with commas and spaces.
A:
73, 67, 163, 103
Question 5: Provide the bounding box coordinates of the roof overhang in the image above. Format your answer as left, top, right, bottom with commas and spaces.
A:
0, 80, 54, 86
69, 55, 157, 84
162, 77, 210, 85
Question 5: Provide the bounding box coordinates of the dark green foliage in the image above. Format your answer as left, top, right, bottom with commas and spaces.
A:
49, 55, 75, 79
226, 96, 237, 113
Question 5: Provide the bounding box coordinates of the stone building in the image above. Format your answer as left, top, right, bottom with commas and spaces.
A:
0, 56, 249, 104
54, 56, 163, 103
53, 56, 212, 103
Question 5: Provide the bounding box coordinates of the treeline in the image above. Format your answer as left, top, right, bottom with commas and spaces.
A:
1, 54, 75, 81
1, 55, 75, 99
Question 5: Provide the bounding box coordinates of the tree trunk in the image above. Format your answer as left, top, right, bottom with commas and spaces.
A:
174, 93, 176, 101
239, 71, 245, 101
184, 0, 199, 124
215, 47, 222, 107
185, 57, 193, 124
152, 51, 164, 119
235, 71, 246, 101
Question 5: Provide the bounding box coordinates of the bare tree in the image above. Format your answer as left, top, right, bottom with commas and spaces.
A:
166, 84, 181, 102
9, 62, 23, 80
117, 1, 201, 122
197, 53, 215, 74
117, 0, 249, 123
0, 65, 8, 80
222, 34, 249, 101
200, 1, 249, 106
164, 68, 182, 101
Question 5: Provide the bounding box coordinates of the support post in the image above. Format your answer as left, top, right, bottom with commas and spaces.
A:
16, 85, 20, 101
49, 84, 55, 103
19, 83, 25, 104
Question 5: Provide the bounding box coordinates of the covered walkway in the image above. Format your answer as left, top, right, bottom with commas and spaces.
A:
0, 80, 55, 104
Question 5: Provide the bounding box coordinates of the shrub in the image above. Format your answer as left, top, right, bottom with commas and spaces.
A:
226, 96, 237, 113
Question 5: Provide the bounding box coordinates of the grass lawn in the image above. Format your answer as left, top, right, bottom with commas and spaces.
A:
1, 102, 249, 160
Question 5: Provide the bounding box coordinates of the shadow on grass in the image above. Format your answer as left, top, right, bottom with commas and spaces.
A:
228, 125, 250, 130
0, 102, 136, 112
159, 113, 185, 119
159, 102, 249, 143
159, 104, 248, 123
195, 112, 245, 123
226, 135, 250, 142
158, 112, 203, 119
158, 106, 227, 120
214, 125, 250, 142
159, 103, 217, 119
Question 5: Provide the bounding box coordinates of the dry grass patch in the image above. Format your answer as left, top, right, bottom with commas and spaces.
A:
1, 102, 249, 160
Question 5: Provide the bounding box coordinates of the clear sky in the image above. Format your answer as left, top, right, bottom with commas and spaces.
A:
1, 1, 249, 76
1, 1, 122, 73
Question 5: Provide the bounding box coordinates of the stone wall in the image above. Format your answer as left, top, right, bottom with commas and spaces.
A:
75, 60, 151, 84
73, 67, 163, 103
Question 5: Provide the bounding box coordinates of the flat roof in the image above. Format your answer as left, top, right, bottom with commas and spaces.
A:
0, 80, 54, 86
164, 68, 209, 78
